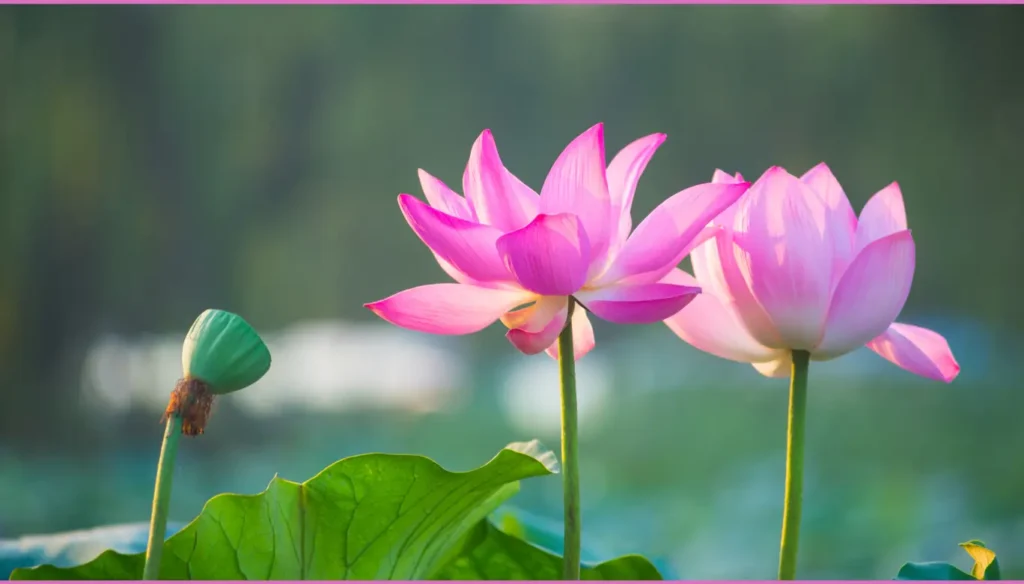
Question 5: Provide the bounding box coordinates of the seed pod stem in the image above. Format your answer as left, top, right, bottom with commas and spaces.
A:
142, 413, 182, 580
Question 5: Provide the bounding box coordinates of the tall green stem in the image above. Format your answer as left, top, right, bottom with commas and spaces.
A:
143, 414, 183, 580
558, 298, 581, 580
778, 349, 810, 580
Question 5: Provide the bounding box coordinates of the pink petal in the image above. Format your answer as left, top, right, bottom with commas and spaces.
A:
606, 133, 667, 250
539, 124, 613, 271
800, 163, 858, 280
504, 296, 569, 355
866, 322, 960, 383
462, 129, 540, 232
688, 169, 751, 294
418, 169, 473, 221
752, 353, 792, 378
545, 306, 597, 361
496, 213, 591, 296
731, 166, 834, 350
577, 282, 700, 324
365, 284, 533, 335
662, 269, 778, 363
399, 194, 512, 283
855, 182, 907, 252
714, 234, 786, 348
598, 180, 750, 285
813, 230, 916, 359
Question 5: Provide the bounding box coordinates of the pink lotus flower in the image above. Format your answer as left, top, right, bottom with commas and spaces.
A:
366, 124, 750, 360
663, 164, 959, 382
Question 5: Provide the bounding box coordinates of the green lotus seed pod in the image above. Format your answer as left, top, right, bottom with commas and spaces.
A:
181, 309, 271, 395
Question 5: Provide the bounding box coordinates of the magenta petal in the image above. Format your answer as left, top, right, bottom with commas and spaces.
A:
462, 130, 540, 232
418, 169, 473, 221
866, 322, 960, 382
505, 296, 569, 355
800, 163, 858, 276
365, 284, 533, 335
600, 180, 750, 285
606, 133, 667, 249
855, 182, 907, 252
545, 307, 596, 361
496, 213, 591, 296
662, 269, 778, 363
540, 124, 614, 268
732, 167, 834, 349
399, 194, 512, 283
814, 230, 916, 359
577, 282, 700, 324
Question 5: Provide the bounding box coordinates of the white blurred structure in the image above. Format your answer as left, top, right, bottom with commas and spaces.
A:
498, 351, 613, 437
79, 320, 468, 417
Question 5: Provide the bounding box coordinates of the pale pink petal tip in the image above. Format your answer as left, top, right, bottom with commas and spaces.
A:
712, 169, 745, 184
866, 322, 960, 383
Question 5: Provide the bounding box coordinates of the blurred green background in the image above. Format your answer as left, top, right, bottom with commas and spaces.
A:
1, 4, 1022, 579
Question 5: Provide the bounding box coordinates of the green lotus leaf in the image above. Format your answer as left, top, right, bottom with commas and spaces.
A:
181, 309, 271, 395
10, 441, 559, 580
433, 519, 663, 580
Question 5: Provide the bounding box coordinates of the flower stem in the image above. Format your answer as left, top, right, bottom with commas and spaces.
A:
558, 298, 581, 580
778, 349, 811, 580
143, 413, 183, 580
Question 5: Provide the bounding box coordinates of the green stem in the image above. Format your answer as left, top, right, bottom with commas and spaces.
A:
558, 298, 581, 580
143, 414, 182, 580
778, 349, 810, 580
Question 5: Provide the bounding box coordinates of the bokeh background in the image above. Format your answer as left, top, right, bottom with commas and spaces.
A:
1, 4, 1022, 579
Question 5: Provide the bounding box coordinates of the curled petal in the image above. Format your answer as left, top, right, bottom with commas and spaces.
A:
577, 282, 700, 324
814, 230, 915, 360
496, 213, 591, 296
463, 130, 540, 232
662, 269, 778, 363
418, 169, 473, 221
504, 296, 569, 355
598, 180, 750, 285
800, 163, 858, 279
855, 182, 907, 252
752, 352, 792, 378
731, 167, 834, 349
866, 322, 960, 383
545, 306, 596, 361
540, 124, 613, 270
606, 133, 667, 250
366, 284, 534, 335
399, 194, 511, 283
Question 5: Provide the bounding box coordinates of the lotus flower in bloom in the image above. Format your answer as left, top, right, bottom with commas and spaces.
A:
663, 164, 959, 382
366, 124, 750, 360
